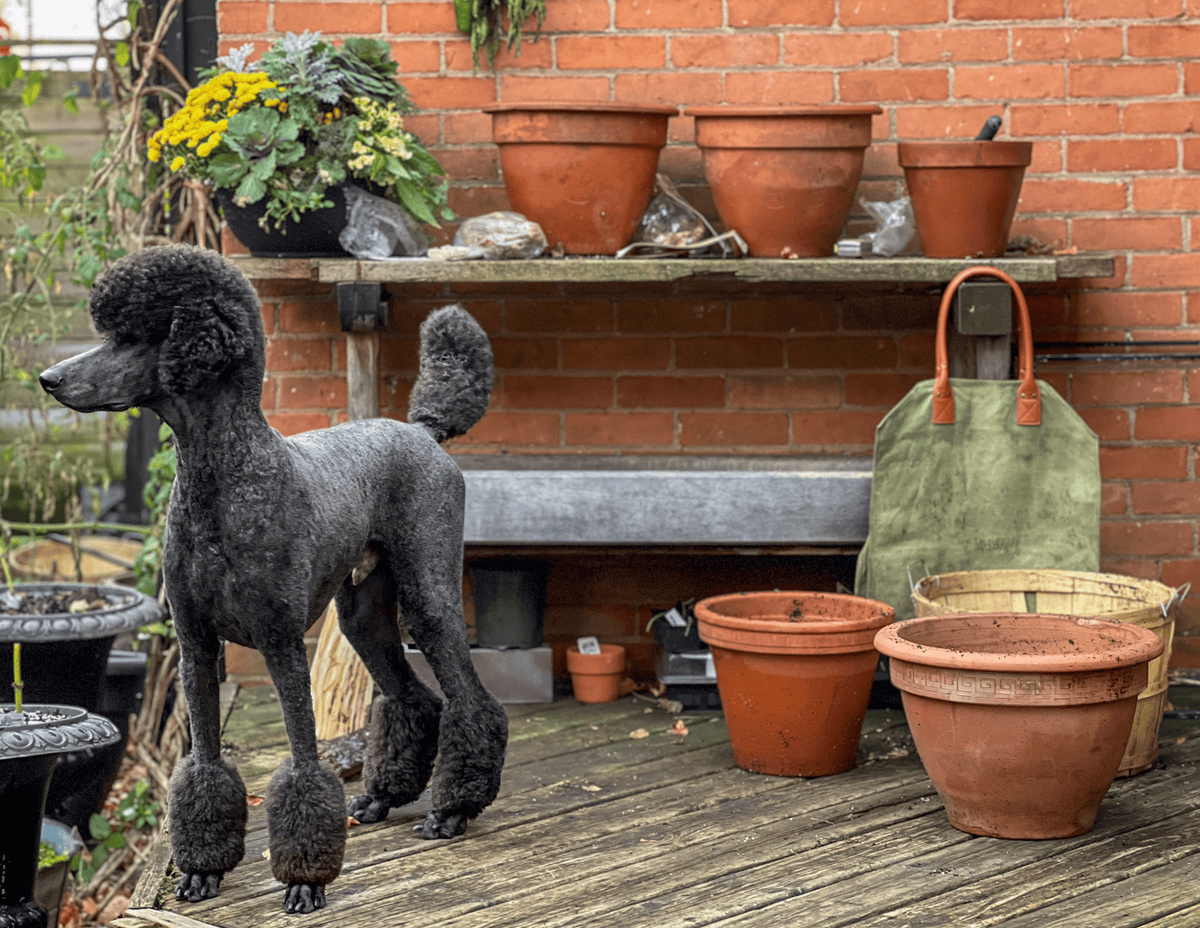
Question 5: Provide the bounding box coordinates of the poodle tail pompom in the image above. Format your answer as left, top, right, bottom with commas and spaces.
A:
407, 305, 494, 443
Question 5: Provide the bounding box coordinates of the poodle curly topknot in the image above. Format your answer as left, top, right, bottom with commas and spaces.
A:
40, 244, 508, 915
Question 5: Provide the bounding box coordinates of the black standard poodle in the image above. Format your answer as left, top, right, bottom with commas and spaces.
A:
40, 244, 508, 914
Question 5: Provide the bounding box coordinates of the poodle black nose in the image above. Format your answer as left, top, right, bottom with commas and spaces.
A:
39, 368, 62, 393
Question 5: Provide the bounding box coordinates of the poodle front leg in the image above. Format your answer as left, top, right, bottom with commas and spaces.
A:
170, 634, 248, 901
261, 638, 347, 914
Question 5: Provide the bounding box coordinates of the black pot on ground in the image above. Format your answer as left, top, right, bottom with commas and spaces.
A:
467, 558, 551, 649
0, 706, 119, 928
216, 187, 353, 257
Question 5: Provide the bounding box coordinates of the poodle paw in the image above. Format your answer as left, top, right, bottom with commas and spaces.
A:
174, 871, 223, 902
347, 793, 390, 824
415, 809, 467, 840
283, 881, 326, 914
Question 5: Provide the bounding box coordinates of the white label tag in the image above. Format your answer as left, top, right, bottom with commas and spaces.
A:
576, 635, 602, 655
662, 607, 687, 628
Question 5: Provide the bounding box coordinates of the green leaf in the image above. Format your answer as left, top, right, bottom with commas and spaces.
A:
392, 176, 437, 226
205, 152, 249, 187
115, 43, 130, 67
0, 55, 21, 89
89, 813, 111, 840
21, 72, 43, 107
234, 174, 268, 205
250, 150, 278, 181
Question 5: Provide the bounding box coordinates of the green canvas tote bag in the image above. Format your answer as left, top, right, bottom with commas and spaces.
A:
855, 267, 1100, 621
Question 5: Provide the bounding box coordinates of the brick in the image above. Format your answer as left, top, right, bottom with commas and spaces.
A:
1187, 62, 1200, 95
1100, 446, 1187, 479
1138, 406, 1200, 441
1101, 520, 1194, 557
1163, 562, 1200, 600
443, 113, 493, 146
266, 411, 335, 436
1012, 27, 1123, 61
676, 336, 784, 370
1079, 408, 1131, 441
280, 300, 339, 335
895, 105, 1010, 140
279, 375, 347, 410
1072, 371, 1185, 406
1134, 177, 1200, 213
1125, 102, 1200, 136
897, 28, 1007, 63
616, 301, 725, 334
955, 0, 1058, 17
265, 339, 334, 372
218, 2, 268, 34
542, 0, 612, 31
1071, 216, 1182, 252
1070, 0, 1183, 16
782, 33, 893, 68
491, 336, 559, 369
448, 184, 512, 218
502, 375, 613, 408
445, 35, 553, 72
457, 411, 560, 446
840, 0, 949, 26
727, 375, 841, 409
679, 412, 790, 447
841, 69, 948, 104
788, 336, 897, 370
1067, 139, 1177, 173
731, 299, 838, 334
615, 72, 724, 107
564, 412, 675, 446
672, 34, 780, 69
390, 40, 442, 73
614, 0, 723, 29
1132, 254, 1200, 290
385, 1, 456, 33
1069, 291, 1182, 328
844, 373, 925, 407
562, 337, 672, 370
557, 36, 666, 70
274, 2, 382, 34
724, 71, 835, 106
728, 0, 835, 26
404, 76, 497, 111
1128, 23, 1200, 59
506, 300, 613, 334
499, 74, 614, 104
1069, 64, 1179, 99
617, 376, 726, 408
1020, 179, 1127, 214
1101, 482, 1129, 517
791, 410, 883, 448
1186, 139, 1200, 172
1131, 482, 1200, 516
954, 64, 1065, 101
1008, 103, 1120, 137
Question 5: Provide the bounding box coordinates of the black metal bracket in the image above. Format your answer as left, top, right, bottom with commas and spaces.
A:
337, 282, 389, 333
955, 279, 1013, 336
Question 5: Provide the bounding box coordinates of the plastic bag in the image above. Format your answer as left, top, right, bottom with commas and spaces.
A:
451, 211, 547, 259
632, 174, 737, 257
861, 196, 915, 257
338, 184, 429, 258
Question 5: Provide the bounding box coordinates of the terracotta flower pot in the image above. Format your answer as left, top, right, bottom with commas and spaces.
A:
685, 105, 882, 258
875, 612, 1164, 839
484, 102, 676, 255
695, 591, 895, 777
898, 140, 1033, 258
567, 644, 626, 703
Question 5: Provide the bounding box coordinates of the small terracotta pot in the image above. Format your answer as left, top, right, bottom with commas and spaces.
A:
484, 102, 676, 255
898, 140, 1033, 258
875, 612, 1164, 839
567, 644, 626, 703
685, 105, 881, 258
695, 591, 895, 777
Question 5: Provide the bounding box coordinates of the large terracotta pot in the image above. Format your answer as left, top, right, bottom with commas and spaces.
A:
875, 612, 1164, 839
898, 140, 1033, 258
685, 105, 882, 258
484, 102, 676, 255
695, 591, 894, 777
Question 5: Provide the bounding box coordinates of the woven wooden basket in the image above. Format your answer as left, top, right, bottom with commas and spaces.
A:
911, 568, 1187, 777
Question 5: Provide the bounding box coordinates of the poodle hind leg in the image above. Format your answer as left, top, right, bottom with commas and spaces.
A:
335, 565, 443, 824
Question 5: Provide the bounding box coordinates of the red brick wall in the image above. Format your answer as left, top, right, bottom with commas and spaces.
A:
220, 0, 1200, 676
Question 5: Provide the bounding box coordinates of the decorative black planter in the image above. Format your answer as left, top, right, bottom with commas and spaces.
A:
216, 187, 353, 258
1, 584, 161, 831
0, 706, 119, 928
467, 558, 550, 649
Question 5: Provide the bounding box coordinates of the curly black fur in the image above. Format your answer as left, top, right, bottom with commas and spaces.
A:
39, 244, 508, 914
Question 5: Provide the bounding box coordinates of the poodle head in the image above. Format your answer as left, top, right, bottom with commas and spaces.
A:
89, 244, 265, 397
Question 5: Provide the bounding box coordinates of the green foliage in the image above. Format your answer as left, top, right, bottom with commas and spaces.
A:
38, 840, 69, 870
455, 0, 547, 69
133, 420, 176, 599
149, 32, 451, 231
70, 781, 160, 884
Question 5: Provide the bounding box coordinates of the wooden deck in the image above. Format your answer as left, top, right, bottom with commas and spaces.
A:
115, 683, 1200, 928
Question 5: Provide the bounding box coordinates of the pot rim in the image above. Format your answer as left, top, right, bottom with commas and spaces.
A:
0, 581, 158, 642
874, 612, 1165, 673
484, 101, 679, 116
898, 139, 1034, 168
695, 591, 896, 636
684, 105, 883, 118
0, 704, 121, 760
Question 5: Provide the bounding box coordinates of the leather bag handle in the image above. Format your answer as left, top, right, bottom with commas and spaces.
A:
932, 266, 1041, 426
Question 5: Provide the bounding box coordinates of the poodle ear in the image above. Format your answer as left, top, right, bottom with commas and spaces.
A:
159, 301, 252, 395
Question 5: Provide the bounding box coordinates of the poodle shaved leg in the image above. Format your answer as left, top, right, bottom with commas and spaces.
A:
402, 582, 508, 841
261, 639, 347, 914
335, 568, 443, 824
170, 632, 248, 902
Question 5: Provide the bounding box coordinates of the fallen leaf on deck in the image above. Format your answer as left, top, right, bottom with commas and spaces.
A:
670, 719, 689, 737
348, 816, 361, 827
629, 728, 649, 739
581, 785, 601, 792
248, 795, 264, 806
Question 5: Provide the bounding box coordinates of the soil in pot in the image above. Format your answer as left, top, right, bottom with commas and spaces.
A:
484, 102, 675, 255
875, 611, 1164, 839
685, 105, 881, 258
695, 591, 895, 777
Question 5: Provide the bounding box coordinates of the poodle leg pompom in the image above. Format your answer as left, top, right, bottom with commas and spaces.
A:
168, 754, 248, 901
421, 692, 508, 840
348, 690, 442, 824
266, 757, 347, 914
